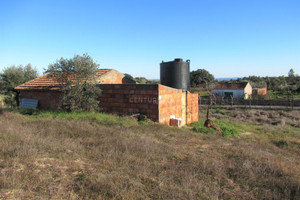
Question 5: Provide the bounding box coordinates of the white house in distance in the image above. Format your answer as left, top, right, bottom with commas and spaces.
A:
212, 82, 252, 99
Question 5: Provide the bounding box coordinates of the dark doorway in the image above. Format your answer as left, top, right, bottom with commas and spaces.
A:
224, 92, 233, 99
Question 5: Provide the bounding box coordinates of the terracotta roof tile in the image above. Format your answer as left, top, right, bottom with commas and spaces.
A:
214, 82, 249, 90
15, 69, 111, 90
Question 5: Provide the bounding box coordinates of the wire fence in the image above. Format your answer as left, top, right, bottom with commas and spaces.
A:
199, 97, 300, 109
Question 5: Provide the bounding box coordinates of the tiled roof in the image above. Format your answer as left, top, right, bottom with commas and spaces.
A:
15, 69, 111, 90
214, 82, 249, 90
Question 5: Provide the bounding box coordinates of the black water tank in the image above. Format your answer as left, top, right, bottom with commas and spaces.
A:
160, 58, 190, 91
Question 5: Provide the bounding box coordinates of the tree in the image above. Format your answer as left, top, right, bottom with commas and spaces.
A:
288, 68, 295, 77
0, 64, 38, 107
46, 54, 102, 112
134, 77, 148, 84
122, 73, 136, 84
124, 73, 135, 81
190, 69, 215, 88
237, 76, 267, 88
202, 80, 222, 135
123, 73, 159, 84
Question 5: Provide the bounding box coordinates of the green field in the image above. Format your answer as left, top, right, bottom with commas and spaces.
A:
0, 108, 299, 199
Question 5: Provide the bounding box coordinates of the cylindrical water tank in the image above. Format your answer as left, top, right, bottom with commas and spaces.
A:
160, 58, 190, 92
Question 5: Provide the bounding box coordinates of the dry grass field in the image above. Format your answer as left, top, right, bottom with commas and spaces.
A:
208, 107, 300, 128
0, 108, 299, 199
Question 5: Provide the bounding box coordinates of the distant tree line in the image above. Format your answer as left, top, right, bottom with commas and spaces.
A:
190, 68, 300, 94
234, 69, 300, 93
124, 73, 159, 84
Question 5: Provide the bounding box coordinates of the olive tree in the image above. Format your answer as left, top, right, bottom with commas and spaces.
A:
46, 54, 102, 112
190, 69, 215, 88
0, 64, 38, 107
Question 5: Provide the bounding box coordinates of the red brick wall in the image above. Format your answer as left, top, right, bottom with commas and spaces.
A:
158, 85, 184, 125
19, 84, 199, 126
158, 85, 199, 125
253, 88, 267, 96
19, 90, 62, 110
99, 84, 159, 121
187, 92, 199, 124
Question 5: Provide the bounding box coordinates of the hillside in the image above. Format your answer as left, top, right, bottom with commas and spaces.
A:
0, 109, 299, 199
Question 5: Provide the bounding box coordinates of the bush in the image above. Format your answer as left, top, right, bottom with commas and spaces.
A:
192, 122, 216, 135
215, 121, 239, 137
191, 120, 239, 137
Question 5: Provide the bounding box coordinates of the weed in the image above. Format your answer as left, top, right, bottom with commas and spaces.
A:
214, 108, 226, 115
192, 122, 217, 135
273, 140, 289, 148
191, 120, 239, 137
19, 108, 39, 115
215, 121, 239, 137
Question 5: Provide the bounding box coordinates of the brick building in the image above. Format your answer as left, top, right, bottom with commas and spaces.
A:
212, 82, 252, 99
252, 88, 267, 96
15, 69, 198, 126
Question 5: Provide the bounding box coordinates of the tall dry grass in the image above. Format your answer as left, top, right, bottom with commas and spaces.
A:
0, 111, 299, 199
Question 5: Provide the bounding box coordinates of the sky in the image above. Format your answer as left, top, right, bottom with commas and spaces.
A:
0, 0, 299, 79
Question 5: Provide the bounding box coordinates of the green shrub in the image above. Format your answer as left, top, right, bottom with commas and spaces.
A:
215, 121, 239, 137
191, 121, 216, 135
193, 123, 217, 135
18, 108, 39, 115
191, 120, 239, 137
